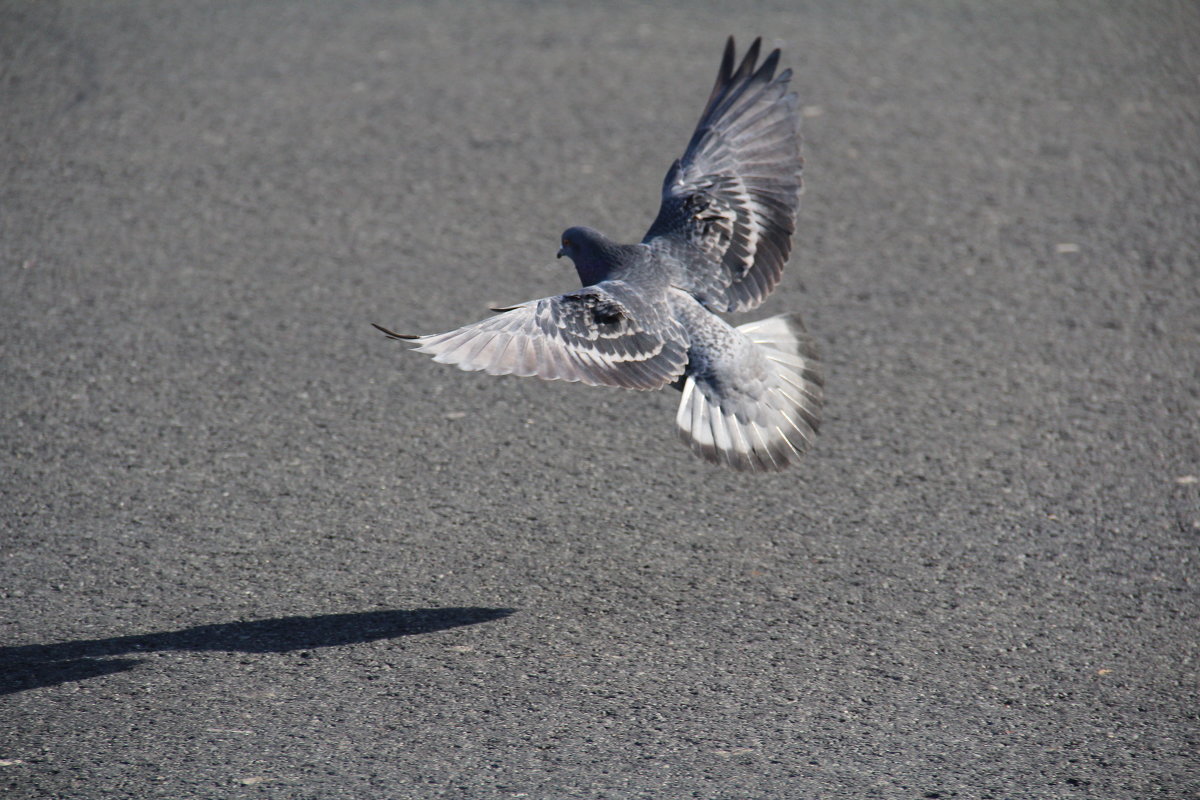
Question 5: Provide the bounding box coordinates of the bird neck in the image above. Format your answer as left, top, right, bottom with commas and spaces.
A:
574, 259, 609, 286
574, 241, 643, 286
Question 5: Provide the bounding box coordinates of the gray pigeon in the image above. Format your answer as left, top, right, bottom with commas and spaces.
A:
376, 36, 822, 471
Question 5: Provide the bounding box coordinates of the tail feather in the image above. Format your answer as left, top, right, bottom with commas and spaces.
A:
675, 312, 822, 471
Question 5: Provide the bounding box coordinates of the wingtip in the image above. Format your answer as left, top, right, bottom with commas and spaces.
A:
371, 322, 419, 340
741, 37, 763, 73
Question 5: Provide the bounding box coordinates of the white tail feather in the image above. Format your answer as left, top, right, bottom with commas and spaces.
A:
675, 312, 822, 471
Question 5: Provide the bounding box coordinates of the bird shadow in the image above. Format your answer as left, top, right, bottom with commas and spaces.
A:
0, 607, 514, 695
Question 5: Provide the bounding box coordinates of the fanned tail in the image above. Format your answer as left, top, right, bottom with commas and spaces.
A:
675, 312, 822, 471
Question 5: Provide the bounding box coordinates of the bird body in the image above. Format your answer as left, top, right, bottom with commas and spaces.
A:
377, 37, 823, 471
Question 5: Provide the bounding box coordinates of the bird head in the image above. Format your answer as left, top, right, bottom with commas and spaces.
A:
557, 226, 613, 286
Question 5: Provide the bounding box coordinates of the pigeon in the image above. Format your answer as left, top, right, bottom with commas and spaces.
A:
375, 36, 822, 471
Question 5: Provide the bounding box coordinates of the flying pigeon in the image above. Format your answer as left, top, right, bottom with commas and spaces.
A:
375, 36, 822, 471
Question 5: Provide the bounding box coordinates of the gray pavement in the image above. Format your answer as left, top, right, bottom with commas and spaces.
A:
2, 2, 1198, 797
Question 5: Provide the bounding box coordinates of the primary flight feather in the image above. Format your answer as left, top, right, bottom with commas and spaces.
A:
375, 36, 823, 471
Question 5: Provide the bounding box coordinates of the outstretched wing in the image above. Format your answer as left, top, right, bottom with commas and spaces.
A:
643, 36, 803, 313
377, 282, 689, 391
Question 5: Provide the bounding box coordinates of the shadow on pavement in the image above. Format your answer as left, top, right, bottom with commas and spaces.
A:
0, 607, 515, 695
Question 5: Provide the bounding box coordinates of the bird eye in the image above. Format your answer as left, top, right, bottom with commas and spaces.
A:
562, 238, 571, 247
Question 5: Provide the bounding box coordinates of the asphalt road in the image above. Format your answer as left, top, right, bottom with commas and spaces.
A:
3, 2, 1197, 798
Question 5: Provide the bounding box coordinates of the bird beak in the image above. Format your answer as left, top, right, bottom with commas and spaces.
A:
556, 248, 564, 259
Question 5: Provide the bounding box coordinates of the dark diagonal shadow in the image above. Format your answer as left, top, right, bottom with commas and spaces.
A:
0, 607, 514, 695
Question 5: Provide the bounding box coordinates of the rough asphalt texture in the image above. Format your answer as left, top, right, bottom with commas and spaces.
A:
2, 2, 1197, 798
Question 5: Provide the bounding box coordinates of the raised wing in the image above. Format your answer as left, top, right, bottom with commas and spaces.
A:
643, 36, 803, 313
376, 282, 689, 391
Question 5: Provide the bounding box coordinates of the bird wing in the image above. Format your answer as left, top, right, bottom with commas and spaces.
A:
378, 283, 689, 391
643, 36, 803, 313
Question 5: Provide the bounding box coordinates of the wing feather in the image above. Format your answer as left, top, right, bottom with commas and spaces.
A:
389, 283, 689, 391
644, 36, 804, 313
